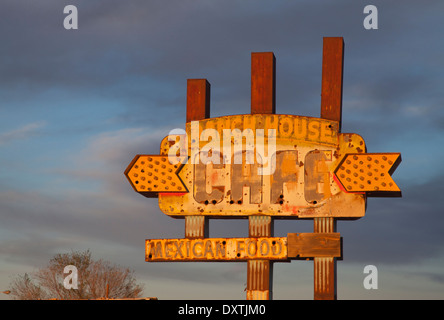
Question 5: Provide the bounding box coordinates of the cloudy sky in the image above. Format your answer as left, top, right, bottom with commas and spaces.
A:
1, 0, 444, 300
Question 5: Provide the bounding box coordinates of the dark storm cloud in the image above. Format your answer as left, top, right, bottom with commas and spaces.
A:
339, 174, 444, 265
2, 0, 443, 133
1, 0, 444, 298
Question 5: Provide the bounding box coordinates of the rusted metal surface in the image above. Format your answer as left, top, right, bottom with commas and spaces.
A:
145, 233, 341, 262
145, 237, 288, 262
287, 232, 341, 258
248, 56, 276, 300
313, 217, 337, 300
149, 114, 369, 218
316, 38, 342, 301
314, 216, 335, 233
314, 257, 336, 300
249, 216, 273, 238
321, 37, 344, 131
247, 215, 274, 300
186, 79, 211, 123
251, 52, 276, 114
185, 79, 211, 240
185, 216, 209, 239
247, 260, 272, 300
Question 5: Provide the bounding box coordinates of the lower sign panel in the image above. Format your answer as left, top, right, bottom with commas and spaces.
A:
146, 233, 342, 262
145, 237, 288, 262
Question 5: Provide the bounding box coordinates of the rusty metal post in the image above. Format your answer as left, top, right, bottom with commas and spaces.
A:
247, 216, 273, 300
251, 52, 276, 114
314, 37, 344, 300
185, 216, 209, 239
320, 37, 344, 131
313, 218, 337, 300
186, 79, 211, 238
247, 52, 276, 300
187, 79, 211, 123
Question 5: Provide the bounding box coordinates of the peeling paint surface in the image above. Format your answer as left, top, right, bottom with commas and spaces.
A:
156, 114, 367, 218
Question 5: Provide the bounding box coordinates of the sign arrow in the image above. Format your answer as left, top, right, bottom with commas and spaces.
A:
334, 153, 401, 195
124, 155, 188, 197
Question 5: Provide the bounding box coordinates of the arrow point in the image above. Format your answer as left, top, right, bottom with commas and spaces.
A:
125, 155, 187, 197
334, 153, 401, 196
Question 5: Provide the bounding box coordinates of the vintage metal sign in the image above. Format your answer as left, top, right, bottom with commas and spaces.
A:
124, 38, 403, 300
145, 233, 341, 262
125, 114, 401, 219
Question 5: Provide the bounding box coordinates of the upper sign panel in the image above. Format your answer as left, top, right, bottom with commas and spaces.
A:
125, 114, 401, 219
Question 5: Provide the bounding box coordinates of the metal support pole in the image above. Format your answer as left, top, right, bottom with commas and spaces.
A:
185, 79, 211, 239
315, 37, 344, 300
247, 52, 276, 300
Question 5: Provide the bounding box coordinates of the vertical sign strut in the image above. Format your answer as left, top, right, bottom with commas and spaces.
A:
247, 216, 274, 300
313, 218, 337, 300
186, 79, 211, 123
320, 37, 344, 132
251, 52, 276, 114
186, 79, 211, 239
247, 52, 276, 300
315, 37, 344, 300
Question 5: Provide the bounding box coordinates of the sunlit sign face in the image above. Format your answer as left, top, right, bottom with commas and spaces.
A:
126, 114, 400, 219
145, 237, 289, 262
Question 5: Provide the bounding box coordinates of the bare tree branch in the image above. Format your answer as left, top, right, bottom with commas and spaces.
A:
7, 250, 144, 300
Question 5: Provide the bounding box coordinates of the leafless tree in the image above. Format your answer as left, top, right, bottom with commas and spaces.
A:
8, 250, 144, 300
